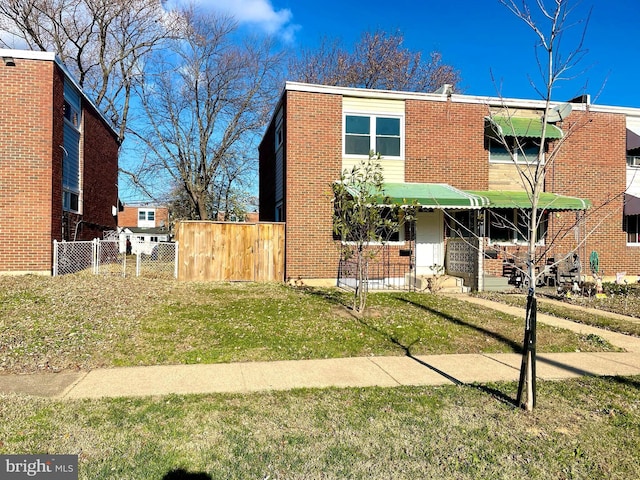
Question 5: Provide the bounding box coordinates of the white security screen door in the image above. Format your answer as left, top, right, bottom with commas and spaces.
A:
415, 210, 444, 274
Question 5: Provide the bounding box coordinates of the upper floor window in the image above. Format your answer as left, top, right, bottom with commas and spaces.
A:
344, 114, 402, 158
485, 115, 560, 164
138, 209, 156, 227
488, 138, 542, 163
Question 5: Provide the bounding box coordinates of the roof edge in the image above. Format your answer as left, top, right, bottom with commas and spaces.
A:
283, 81, 640, 116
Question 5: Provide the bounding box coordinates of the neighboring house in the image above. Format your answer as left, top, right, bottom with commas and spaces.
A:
117, 205, 170, 255
259, 81, 640, 289
0, 49, 120, 274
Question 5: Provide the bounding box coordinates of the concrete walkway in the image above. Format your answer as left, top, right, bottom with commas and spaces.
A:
1, 296, 639, 400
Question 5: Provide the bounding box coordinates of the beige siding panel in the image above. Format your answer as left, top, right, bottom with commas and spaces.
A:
342, 157, 405, 183
343, 96, 405, 114
488, 163, 527, 191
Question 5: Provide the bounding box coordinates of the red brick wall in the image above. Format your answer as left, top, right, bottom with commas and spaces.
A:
405, 100, 489, 189
551, 110, 636, 277
284, 90, 342, 279
118, 206, 139, 228
0, 57, 119, 273
0, 59, 54, 273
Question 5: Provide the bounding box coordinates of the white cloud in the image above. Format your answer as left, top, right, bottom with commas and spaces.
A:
167, 0, 299, 41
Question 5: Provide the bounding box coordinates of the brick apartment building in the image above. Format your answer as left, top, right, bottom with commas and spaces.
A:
259, 82, 640, 289
0, 49, 119, 274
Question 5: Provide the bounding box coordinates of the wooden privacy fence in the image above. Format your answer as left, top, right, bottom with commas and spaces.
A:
175, 221, 285, 282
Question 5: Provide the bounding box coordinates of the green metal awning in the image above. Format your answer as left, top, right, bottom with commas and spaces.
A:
486, 116, 563, 139
380, 183, 489, 209
468, 190, 591, 211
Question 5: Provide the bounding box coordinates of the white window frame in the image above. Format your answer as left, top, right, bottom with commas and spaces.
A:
343, 112, 404, 159
138, 208, 156, 228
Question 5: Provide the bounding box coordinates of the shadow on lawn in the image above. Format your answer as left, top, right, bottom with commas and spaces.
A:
394, 295, 524, 353
162, 469, 212, 479
304, 287, 523, 406
352, 299, 521, 407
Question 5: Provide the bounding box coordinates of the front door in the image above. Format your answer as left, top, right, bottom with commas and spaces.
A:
415, 210, 444, 275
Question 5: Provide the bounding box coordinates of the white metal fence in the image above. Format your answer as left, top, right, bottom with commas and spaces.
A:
53, 239, 178, 278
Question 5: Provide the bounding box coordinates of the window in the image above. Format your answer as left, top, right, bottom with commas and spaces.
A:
345, 114, 402, 157
488, 139, 542, 163
485, 209, 547, 244
446, 211, 474, 238
63, 79, 82, 213
150, 236, 159, 242
138, 209, 156, 227
63, 191, 79, 211
625, 215, 640, 244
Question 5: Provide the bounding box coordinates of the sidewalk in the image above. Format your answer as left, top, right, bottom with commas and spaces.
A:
1, 296, 639, 400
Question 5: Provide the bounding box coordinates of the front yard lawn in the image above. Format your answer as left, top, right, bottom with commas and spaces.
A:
0, 275, 620, 374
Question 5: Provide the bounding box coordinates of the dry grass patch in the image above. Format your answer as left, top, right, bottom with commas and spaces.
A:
0, 276, 619, 374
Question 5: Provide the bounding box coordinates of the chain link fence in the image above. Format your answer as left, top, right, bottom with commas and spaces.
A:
135, 242, 178, 278
53, 239, 177, 278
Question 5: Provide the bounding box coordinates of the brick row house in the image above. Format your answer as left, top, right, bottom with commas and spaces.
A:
117, 205, 171, 255
259, 82, 640, 289
0, 49, 120, 274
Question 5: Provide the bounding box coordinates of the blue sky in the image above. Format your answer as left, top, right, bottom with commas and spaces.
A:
200, 0, 640, 108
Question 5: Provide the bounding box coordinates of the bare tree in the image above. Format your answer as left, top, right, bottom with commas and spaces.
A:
0, 0, 176, 141
132, 9, 283, 220
289, 29, 461, 93
492, 0, 592, 411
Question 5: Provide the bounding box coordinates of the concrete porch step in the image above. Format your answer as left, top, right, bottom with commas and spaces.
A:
409, 274, 470, 293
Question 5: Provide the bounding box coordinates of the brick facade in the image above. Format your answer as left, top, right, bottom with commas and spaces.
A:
552, 110, 637, 277
405, 100, 489, 189
0, 51, 119, 274
283, 90, 342, 279
259, 82, 640, 283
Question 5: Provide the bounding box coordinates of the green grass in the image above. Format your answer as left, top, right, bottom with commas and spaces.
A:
476, 291, 640, 337
0, 275, 621, 373
2, 276, 640, 478
1, 375, 639, 479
